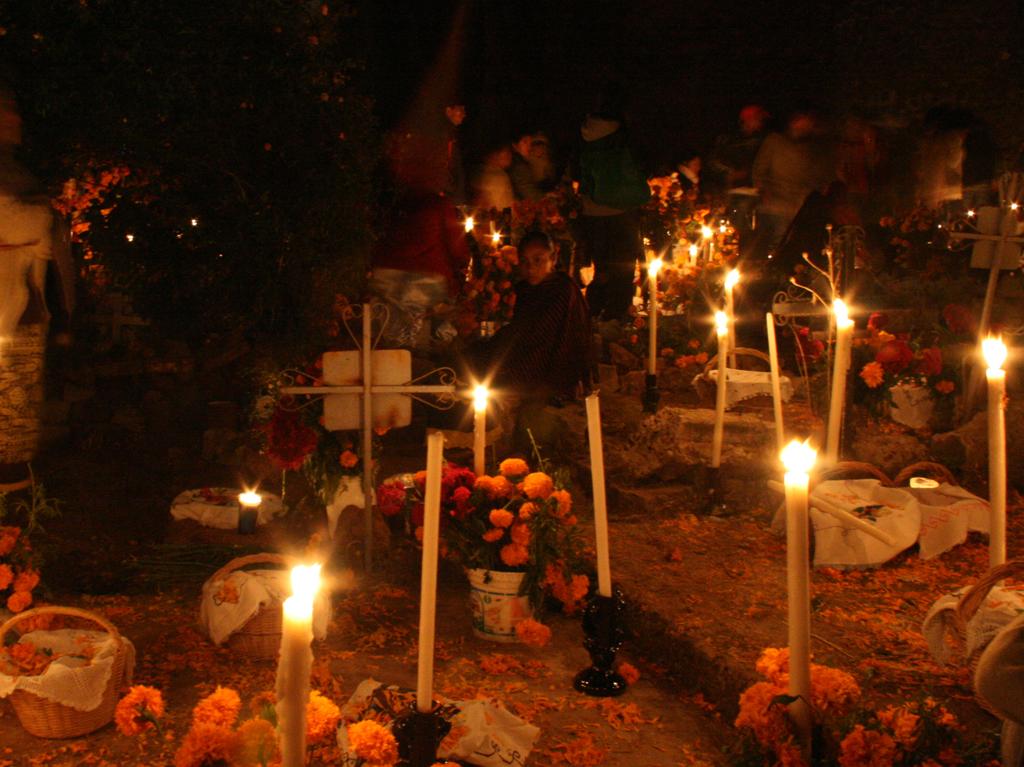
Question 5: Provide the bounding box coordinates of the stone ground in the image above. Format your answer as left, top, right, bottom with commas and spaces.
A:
1, 351, 1016, 764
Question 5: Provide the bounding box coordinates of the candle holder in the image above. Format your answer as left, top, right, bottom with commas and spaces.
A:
642, 373, 660, 413
701, 466, 730, 516
573, 587, 629, 697
393, 702, 452, 767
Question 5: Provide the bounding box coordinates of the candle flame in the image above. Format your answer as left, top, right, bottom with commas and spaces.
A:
473, 384, 489, 412
688, 243, 699, 257
290, 563, 322, 602
490, 231, 501, 245
1012, 202, 1020, 212
647, 257, 663, 279
701, 225, 714, 240
725, 268, 740, 291
464, 216, 475, 233
714, 310, 728, 336
781, 439, 817, 474
833, 298, 852, 327
982, 336, 1007, 371
238, 490, 262, 508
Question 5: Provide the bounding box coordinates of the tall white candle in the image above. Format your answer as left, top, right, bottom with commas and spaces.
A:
702, 225, 715, 261
724, 268, 740, 367
688, 243, 699, 267
765, 313, 786, 452
781, 440, 816, 756
417, 431, 444, 712
711, 311, 729, 468
276, 563, 321, 767
647, 258, 663, 375
983, 337, 1008, 568
825, 299, 854, 463
472, 385, 488, 477
585, 393, 612, 597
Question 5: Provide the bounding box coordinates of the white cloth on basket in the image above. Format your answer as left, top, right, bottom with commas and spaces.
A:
171, 488, 286, 530
200, 569, 330, 645
0, 629, 134, 712
922, 584, 1024, 665
698, 368, 793, 410
910, 483, 989, 560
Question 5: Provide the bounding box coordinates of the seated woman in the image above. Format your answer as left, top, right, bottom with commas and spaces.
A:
467, 231, 592, 406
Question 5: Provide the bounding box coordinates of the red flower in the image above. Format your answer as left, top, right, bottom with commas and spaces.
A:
942, 303, 976, 335
410, 502, 425, 527
876, 339, 914, 373
915, 346, 943, 377
441, 466, 476, 503
795, 326, 824, 363
867, 312, 888, 332
376, 481, 407, 517
451, 486, 473, 518
261, 408, 318, 470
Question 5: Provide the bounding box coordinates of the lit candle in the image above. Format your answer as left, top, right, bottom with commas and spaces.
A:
688, 242, 699, 266
464, 216, 475, 233
711, 310, 729, 468
781, 439, 816, 756
701, 224, 715, 261
238, 490, 261, 535
724, 268, 740, 366
825, 299, 854, 463
983, 337, 1007, 568
417, 430, 444, 712
647, 258, 663, 375
276, 563, 321, 767
585, 393, 612, 597
472, 384, 488, 477
765, 313, 785, 452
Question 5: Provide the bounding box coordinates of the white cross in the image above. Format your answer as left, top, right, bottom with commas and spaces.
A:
280, 303, 457, 570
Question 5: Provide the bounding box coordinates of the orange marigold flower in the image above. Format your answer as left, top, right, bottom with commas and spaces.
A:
551, 489, 572, 517
474, 475, 495, 494
233, 718, 278, 766
499, 543, 529, 567
935, 379, 955, 394
489, 476, 514, 499
522, 472, 554, 500
618, 662, 641, 685
735, 681, 791, 750
347, 720, 399, 765
877, 705, 920, 749
7, 590, 32, 613
115, 685, 165, 737
13, 569, 39, 593
192, 686, 241, 729
0, 564, 12, 590
810, 664, 860, 716
0, 526, 19, 556
306, 690, 341, 744
860, 361, 885, 389
755, 647, 790, 683
499, 458, 529, 477
518, 501, 538, 520
838, 725, 897, 767
339, 450, 359, 468
514, 618, 551, 648
510, 523, 531, 546
482, 527, 505, 543
489, 508, 514, 528
174, 723, 240, 767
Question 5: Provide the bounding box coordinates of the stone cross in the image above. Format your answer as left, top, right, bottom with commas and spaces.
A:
280, 303, 457, 570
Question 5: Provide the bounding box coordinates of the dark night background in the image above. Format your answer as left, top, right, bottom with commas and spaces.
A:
1, 0, 1022, 341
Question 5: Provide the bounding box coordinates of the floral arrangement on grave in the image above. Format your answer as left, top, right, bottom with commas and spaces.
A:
377, 457, 590, 613
852, 310, 963, 417
252, 361, 381, 506
643, 173, 739, 266
733, 647, 990, 766
116, 684, 344, 767
0, 485, 58, 615
875, 206, 955, 277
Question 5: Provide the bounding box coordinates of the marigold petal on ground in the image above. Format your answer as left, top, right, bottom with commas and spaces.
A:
514, 618, 551, 648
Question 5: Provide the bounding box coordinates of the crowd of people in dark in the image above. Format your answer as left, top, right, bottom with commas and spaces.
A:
370, 96, 1014, 420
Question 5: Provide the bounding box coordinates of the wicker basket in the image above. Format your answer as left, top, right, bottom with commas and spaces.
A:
204, 553, 290, 660
955, 559, 1024, 715
0, 606, 131, 738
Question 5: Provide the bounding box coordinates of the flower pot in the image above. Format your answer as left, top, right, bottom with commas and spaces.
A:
466, 568, 532, 642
